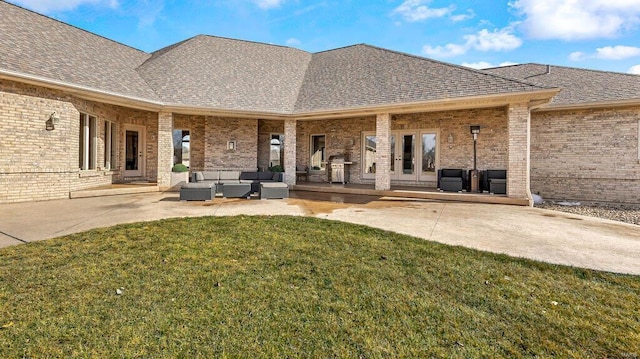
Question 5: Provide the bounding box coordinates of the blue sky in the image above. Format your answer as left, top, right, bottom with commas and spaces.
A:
8, 0, 640, 74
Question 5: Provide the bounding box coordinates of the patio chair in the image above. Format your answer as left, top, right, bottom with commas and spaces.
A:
482, 169, 507, 194
437, 168, 465, 192
296, 165, 308, 182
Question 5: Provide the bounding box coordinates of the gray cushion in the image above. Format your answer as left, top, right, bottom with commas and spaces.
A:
258, 171, 275, 180
201, 171, 218, 181
219, 171, 240, 180
240, 172, 258, 180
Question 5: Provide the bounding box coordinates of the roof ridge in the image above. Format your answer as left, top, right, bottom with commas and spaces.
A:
1, 0, 149, 56
486, 63, 640, 78
198, 34, 312, 53
355, 44, 555, 91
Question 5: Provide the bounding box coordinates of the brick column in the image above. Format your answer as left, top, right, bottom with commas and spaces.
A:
507, 103, 532, 204
284, 119, 297, 186
375, 113, 391, 191
157, 111, 174, 189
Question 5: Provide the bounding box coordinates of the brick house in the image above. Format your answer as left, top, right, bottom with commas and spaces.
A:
0, 2, 638, 205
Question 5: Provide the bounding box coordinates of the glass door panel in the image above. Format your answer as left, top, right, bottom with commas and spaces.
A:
402, 134, 415, 175
421, 133, 436, 174
124, 125, 145, 177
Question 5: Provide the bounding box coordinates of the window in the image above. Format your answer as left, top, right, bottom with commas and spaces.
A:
173, 129, 190, 167
421, 133, 437, 174
104, 121, 117, 170
79, 113, 97, 170
310, 134, 325, 170
269, 133, 284, 170
362, 133, 376, 178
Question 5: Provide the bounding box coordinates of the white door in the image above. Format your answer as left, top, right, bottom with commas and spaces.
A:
390, 132, 417, 181
124, 125, 145, 177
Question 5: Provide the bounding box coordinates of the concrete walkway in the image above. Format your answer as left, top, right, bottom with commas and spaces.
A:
1, 191, 639, 275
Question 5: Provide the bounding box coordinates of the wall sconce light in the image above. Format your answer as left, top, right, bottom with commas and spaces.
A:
45, 111, 60, 131
470, 125, 480, 141
447, 133, 454, 143
227, 140, 236, 151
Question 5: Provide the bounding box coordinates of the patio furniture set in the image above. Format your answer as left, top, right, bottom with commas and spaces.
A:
180, 170, 288, 201
437, 169, 507, 194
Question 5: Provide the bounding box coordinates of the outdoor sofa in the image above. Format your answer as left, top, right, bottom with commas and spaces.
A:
190, 170, 284, 194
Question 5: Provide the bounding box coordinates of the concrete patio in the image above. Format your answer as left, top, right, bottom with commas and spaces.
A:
1, 191, 639, 276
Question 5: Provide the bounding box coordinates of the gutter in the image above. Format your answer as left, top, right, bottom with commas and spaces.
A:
532, 99, 640, 112
0, 70, 164, 112
1, 69, 559, 119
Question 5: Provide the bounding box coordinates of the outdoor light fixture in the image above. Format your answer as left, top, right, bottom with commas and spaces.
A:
470, 125, 480, 141
45, 111, 60, 131
469, 125, 481, 192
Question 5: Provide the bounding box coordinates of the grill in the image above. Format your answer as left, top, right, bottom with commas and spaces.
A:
329, 155, 347, 184
329, 157, 345, 184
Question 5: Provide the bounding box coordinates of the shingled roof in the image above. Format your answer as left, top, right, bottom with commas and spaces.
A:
294, 45, 549, 113
483, 64, 640, 109
0, 1, 159, 103
137, 35, 311, 113
0, 1, 555, 115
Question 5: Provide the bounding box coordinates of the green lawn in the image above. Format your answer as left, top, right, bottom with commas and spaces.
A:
1, 216, 638, 358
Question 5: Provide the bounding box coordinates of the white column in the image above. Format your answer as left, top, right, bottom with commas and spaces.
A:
157, 111, 174, 189
375, 113, 391, 191
284, 119, 297, 186
507, 103, 532, 204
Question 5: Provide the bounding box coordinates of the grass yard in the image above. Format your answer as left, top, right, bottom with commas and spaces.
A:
0, 216, 638, 358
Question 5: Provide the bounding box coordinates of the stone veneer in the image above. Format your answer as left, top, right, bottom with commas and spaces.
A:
530, 106, 640, 205
0, 80, 158, 203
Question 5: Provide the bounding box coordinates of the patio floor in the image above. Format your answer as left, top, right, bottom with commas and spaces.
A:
69, 181, 527, 205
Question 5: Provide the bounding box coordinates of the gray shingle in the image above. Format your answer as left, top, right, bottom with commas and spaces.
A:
294, 45, 551, 113
1, 2, 557, 115
137, 35, 311, 113
0, 1, 160, 102
483, 64, 640, 107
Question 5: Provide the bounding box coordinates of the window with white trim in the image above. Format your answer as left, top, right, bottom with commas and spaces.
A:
104, 121, 117, 170
269, 133, 284, 170
79, 113, 97, 170
310, 134, 326, 171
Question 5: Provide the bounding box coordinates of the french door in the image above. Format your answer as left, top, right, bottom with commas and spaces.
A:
363, 130, 438, 182
123, 125, 145, 177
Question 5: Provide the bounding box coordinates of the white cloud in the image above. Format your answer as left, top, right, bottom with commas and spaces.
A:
451, 9, 475, 22
464, 28, 522, 52
629, 65, 640, 74
510, 0, 640, 40
422, 27, 522, 58
569, 51, 587, 61
569, 46, 640, 61
461, 61, 518, 69
285, 38, 301, 46
595, 45, 640, 59
423, 43, 467, 57
392, 0, 453, 22
10, 0, 118, 13
254, 0, 285, 10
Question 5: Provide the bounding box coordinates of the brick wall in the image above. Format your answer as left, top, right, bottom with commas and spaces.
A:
257, 120, 284, 171
531, 106, 640, 205
294, 107, 509, 187
0, 80, 158, 203
204, 117, 258, 171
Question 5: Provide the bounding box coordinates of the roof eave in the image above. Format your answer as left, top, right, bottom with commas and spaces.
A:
533, 99, 640, 112
0, 70, 164, 112
291, 89, 560, 120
